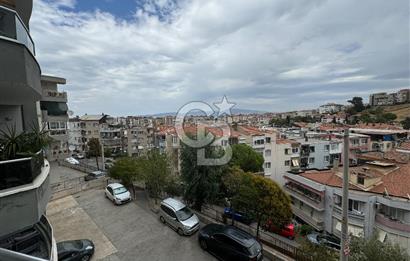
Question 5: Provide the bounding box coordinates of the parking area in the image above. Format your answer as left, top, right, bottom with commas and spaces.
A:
49, 161, 87, 184
47, 189, 216, 261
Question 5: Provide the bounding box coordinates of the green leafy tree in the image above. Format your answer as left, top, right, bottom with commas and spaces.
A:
270, 118, 289, 127
297, 237, 338, 261
104, 148, 112, 158
180, 144, 225, 210
88, 138, 101, 169
108, 157, 144, 197
230, 144, 264, 173
228, 172, 292, 238
348, 97, 365, 113
401, 117, 410, 129
142, 150, 172, 203
350, 233, 409, 261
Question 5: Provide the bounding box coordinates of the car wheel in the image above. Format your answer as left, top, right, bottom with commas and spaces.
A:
199, 239, 207, 250
81, 255, 91, 261
160, 216, 166, 224
177, 228, 184, 236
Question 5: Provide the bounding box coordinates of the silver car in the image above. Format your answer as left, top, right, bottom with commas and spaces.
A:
105, 183, 131, 205
159, 198, 200, 236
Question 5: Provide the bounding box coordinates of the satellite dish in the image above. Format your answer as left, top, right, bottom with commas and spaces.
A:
68, 110, 74, 117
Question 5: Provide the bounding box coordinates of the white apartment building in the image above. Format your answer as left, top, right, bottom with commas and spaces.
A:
318, 103, 344, 114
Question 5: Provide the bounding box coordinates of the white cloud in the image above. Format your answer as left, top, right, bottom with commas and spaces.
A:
30, 0, 410, 115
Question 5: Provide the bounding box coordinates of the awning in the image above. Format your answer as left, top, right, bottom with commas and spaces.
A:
378, 230, 387, 243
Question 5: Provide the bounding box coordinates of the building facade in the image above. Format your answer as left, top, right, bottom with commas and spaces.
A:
0, 1, 57, 260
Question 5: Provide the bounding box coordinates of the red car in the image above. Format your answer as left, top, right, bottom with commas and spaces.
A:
264, 220, 295, 239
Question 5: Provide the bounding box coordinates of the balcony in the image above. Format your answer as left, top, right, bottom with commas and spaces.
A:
333, 206, 365, 223
0, 153, 51, 238
0, 6, 41, 103
0, 151, 44, 190
284, 184, 324, 210
42, 90, 67, 103
0, 215, 57, 261
291, 205, 324, 230
375, 213, 410, 233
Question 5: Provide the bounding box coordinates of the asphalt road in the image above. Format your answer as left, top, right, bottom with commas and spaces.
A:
73, 189, 216, 261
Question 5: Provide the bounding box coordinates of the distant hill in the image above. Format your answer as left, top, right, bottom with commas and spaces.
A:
147, 108, 267, 117
372, 103, 410, 121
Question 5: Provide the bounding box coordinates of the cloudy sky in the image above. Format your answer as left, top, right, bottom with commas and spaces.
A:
31, 0, 409, 116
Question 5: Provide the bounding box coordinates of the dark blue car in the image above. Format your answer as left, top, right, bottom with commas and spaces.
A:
223, 208, 253, 225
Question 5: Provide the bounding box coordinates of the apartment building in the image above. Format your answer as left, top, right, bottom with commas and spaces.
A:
318, 103, 344, 114
350, 127, 408, 152
125, 126, 154, 157
283, 150, 410, 255
369, 89, 410, 106
68, 117, 84, 152
0, 0, 57, 260
40, 75, 69, 161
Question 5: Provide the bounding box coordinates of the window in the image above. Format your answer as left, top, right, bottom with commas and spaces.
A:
331, 144, 338, 150
357, 175, 365, 185
266, 137, 271, 143
161, 205, 176, 218
265, 149, 271, 157
348, 199, 362, 213
265, 162, 271, 168
352, 139, 359, 145
361, 138, 368, 144
285, 160, 290, 166
292, 147, 298, 153
309, 146, 315, 153
309, 157, 315, 164
172, 136, 178, 144
49, 122, 59, 129
284, 148, 290, 155
324, 156, 330, 162
324, 145, 330, 151
221, 140, 228, 146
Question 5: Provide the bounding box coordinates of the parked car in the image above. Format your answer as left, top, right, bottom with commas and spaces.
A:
65, 157, 80, 165
198, 224, 263, 261
84, 170, 105, 181
105, 183, 131, 205
57, 239, 95, 261
307, 232, 341, 250
223, 208, 253, 225
264, 220, 295, 239
159, 198, 200, 236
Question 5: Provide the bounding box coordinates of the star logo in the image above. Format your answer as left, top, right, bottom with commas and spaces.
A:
214, 95, 236, 116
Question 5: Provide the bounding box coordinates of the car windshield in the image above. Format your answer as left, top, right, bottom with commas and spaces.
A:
175, 206, 193, 221
113, 187, 128, 195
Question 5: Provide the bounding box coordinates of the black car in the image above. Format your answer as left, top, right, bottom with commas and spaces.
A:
84, 171, 105, 181
57, 239, 95, 261
198, 224, 263, 261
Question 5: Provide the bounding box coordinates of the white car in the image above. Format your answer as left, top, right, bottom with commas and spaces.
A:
105, 183, 131, 205
64, 157, 80, 165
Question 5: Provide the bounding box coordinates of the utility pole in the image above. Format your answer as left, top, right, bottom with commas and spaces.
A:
101, 142, 105, 171
340, 128, 350, 261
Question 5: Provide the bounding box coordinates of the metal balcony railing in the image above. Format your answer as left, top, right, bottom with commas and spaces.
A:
0, 5, 35, 55
0, 151, 44, 190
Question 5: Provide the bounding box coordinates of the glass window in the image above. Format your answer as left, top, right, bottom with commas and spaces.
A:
309, 146, 315, 153
175, 207, 193, 221
265, 150, 271, 157
285, 160, 290, 166
309, 157, 315, 164
113, 187, 128, 195
265, 162, 271, 168
324, 145, 330, 151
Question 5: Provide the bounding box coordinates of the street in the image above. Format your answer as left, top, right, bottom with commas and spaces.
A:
47, 189, 216, 261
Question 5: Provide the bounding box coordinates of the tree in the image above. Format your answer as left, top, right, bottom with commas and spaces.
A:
349, 233, 409, 261
108, 157, 143, 198
348, 97, 365, 113
180, 144, 225, 210
227, 172, 292, 238
104, 148, 112, 158
142, 150, 172, 203
230, 144, 264, 173
401, 117, 410, 129
297, 237, 338, 261
88, 138, 101, 169
270, 117, 289, 127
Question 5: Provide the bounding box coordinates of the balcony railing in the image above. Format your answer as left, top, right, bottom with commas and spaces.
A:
42, 90, 67, 100
375, 213, 410, 233
284, 184, 324, 210
0, 5, 35, 55
0, 151, 44, 190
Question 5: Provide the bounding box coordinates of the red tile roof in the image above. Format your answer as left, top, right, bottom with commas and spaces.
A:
301, 162, 410, 199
